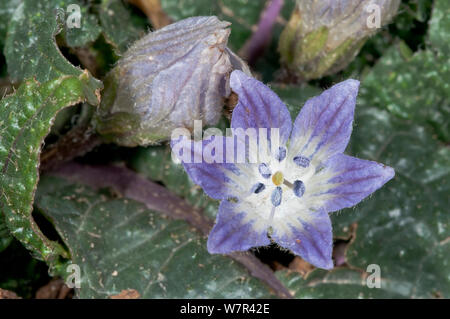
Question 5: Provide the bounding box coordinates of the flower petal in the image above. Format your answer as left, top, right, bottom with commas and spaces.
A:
170, 135, 241, 200
230, 70, 292, 145
308, 154, 395, 213
272, 210, 333, 269
207, 200, 270, 254
289, 79, 359, 166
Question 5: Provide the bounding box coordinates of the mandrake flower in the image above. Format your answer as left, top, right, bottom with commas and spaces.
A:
171, 70, 394, 269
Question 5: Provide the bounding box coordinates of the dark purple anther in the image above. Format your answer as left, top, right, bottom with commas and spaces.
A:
293, 155, 310, 168
252, 183, 266, 194
293, 180, 306, 198
271, 186, 283, 206
258, 163, 272, 178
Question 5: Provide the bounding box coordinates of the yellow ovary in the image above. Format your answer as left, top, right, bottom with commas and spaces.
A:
272, 171, 284, 186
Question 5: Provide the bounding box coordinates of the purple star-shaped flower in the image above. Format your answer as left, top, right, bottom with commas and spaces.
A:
171, 70, 394, 269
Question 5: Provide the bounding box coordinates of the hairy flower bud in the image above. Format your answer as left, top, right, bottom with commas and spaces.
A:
94, 16, 249, 146
278, 0, 400, 80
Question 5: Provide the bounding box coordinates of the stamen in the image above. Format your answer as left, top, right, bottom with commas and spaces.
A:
293, 180, 306, 198
275, 146, 287, 162
271, 186, 282, 206
283, 179, 293, 188
258, 163, 271, 178
251, 182, 265, 194
272, 171, 284, 186
293, 155, 310, 168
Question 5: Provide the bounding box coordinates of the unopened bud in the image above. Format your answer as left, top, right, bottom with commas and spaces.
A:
94, 16, 249, 146
279, 0, 400, 80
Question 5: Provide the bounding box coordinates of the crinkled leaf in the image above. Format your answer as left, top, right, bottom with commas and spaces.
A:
360, 44, 450, 141
337, 106, 450, 298
4, 0, 101, 83
359, 1, 450, 142
35, 176, 274, 298
98, 0, 148, 54
0, 73, 102, 264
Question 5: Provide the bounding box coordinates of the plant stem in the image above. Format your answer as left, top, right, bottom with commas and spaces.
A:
239, 0, 284, 65
40, 125, 102, 172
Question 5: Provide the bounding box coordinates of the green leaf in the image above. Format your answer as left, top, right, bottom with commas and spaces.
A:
360, 43, 450, 141
0, 73, 102, 265
2, 0, 100, 51
358, 1, 450, 142
35, 175, 274, 298
339, 106, 450, 298
98, 0, 148, 54
0, 0, 21, 50
4, 0, 101, 83
130, 146, 219, 220
428, 0, 450, 53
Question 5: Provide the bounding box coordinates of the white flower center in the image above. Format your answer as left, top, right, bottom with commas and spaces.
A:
222, 142, 335, 236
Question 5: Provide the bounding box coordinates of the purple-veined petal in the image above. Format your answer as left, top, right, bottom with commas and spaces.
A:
308, 154, 395, 213
289, 79, 359, 166
170, 135, 241, 200
99, 16, 234, 146
230, 70, 292, 146
272, 210, 333, 269
207, 200, 270, 253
